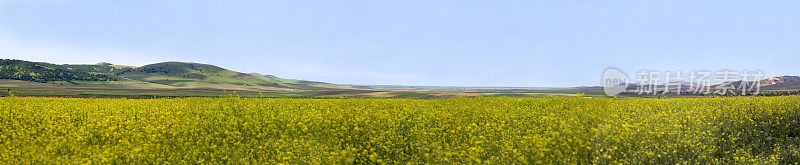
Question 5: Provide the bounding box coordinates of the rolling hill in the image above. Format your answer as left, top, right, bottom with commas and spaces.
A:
760, 79, 800, 91
760, 76, 800, 86
709, 76, 800, 91
0, 59, 116, 83
0, 59, 350, 91
248, 73, 352, 89
116, 62, 287, 88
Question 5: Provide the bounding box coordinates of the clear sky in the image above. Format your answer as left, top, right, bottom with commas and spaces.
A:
1, 0, 798, 87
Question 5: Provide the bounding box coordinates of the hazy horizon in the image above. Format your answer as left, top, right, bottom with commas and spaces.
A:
2, 0, 799, 87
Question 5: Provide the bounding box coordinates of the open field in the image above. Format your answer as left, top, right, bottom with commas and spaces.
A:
1, 79, 584, 98
2, 96, 799, 164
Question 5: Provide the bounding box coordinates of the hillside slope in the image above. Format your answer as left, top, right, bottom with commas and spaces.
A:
0, 59, 115, 83
760, 81, 800, 91
760, 76, 800, 86
61, 62, 135, 75
1, 60, 351, 91
116, 62, 287, 88
249, 73, 352, 89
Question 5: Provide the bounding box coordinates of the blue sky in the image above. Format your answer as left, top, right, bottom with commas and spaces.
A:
1, 0, 798, 87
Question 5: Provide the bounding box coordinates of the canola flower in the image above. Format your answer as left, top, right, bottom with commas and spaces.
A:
0, 96, 799, 164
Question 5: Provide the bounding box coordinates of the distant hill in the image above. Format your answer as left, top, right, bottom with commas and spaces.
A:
0, 59, 349, 90
706, 76, 800, 91
249, 73, 350, 89
61, 62, 135, 75
116, 62, 286, 88
760, 82, 800, 91
0, 59, 115, 83
760, 76, 800, 91
760, 76, 800, 86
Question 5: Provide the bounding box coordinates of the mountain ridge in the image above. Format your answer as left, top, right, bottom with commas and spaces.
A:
0, 59, 349, 91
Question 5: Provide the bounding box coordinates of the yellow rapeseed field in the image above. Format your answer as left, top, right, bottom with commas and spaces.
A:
1, 96, 799, 164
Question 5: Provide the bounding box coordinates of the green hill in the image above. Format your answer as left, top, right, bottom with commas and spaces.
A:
0, 60, 353, 91
61, 62, 135, 75
0, 59, 115, 83
116, 62, 287, 88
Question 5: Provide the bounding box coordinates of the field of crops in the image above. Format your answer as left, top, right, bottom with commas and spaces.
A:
1, 96, 799, 164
